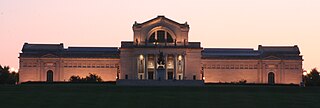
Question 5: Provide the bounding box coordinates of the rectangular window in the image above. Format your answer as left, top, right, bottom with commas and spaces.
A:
207, 65, 211, 69
249, 65, 253, 69
245, 65, 248, 69
240, 65, 244, 69
235, 65, 239, 69
230, 65, 234, 69
23, 63, 27, 67
290, 65, 294, 69
68, 63, 72, 68
73, 63, 77, 68
110, 64, 115, 68
285, 65, 289, 69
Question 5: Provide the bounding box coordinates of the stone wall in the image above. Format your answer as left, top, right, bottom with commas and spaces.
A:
19, 58, 119, 83
202, 59, 302, 84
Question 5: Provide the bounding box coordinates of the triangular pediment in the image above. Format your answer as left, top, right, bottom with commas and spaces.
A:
133, 16, 189, 29
41, 53, 59, 58
263, 56, 281, 60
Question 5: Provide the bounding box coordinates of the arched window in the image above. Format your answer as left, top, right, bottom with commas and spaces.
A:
148, 30, 174, 43
167, 32, 173, 43
149, 32, 156, 43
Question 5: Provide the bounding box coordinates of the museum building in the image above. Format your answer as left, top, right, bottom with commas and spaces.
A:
19, 16, 303, 84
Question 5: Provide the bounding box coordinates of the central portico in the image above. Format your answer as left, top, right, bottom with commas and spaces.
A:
119, 16, 203, 81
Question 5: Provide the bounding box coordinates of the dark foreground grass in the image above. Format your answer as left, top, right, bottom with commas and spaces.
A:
1, 84, 320, 108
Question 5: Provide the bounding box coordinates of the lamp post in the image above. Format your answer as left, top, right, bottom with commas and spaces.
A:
302, 71, 308, 87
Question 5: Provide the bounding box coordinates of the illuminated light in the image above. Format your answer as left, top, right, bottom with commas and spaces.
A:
307, 70, 311, 74
178, 55, 182, 61
9, 67, 18, 73
303, 72, 308, 76
139, 54, 144, 60
203, 77, 205, 80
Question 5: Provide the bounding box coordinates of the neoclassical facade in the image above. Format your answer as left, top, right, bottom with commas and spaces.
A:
19, 16, 303, 84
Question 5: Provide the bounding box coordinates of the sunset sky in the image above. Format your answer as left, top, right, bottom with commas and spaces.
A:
0, 0, 319, 71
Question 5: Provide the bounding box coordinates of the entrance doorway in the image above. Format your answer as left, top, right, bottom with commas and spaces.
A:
268, 72, 275, 84
167, 72, 173, 80
148, 72, 154, 80
47, 70, 53, 82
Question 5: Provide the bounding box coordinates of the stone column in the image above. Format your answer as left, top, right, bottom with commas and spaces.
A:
144, 54, 148, 80
174, 54, 177, 80
183, 54, 186, 80
165, 54, 167, 80
40, 61, 44, 81
154, 54, 157, 80
280, 61, 284, 83
257, 61, 260, 83
136, 55, 139, 79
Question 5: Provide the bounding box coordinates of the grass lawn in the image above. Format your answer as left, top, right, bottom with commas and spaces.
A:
0, 84, 320, 108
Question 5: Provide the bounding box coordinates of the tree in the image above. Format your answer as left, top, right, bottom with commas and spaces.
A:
69, 73, 103, 83
69, 75, 82, 82
85, 73, 102, 82
305, 68, 320, 86
0, 65, 19, 84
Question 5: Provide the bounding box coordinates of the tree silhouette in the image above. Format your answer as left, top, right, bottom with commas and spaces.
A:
69, 75, 82, 82
306, 68, 320, 86
0, 65, 19, 84
85, 73, 102, 82
69, 73, 102, 83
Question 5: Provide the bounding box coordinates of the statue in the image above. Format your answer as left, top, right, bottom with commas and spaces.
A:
156, 51, 166, 80
157, 52, 165, 69
135, 39, 138, 45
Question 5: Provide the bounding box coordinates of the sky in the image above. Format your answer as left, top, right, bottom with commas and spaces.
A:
0, 0, 319, 72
